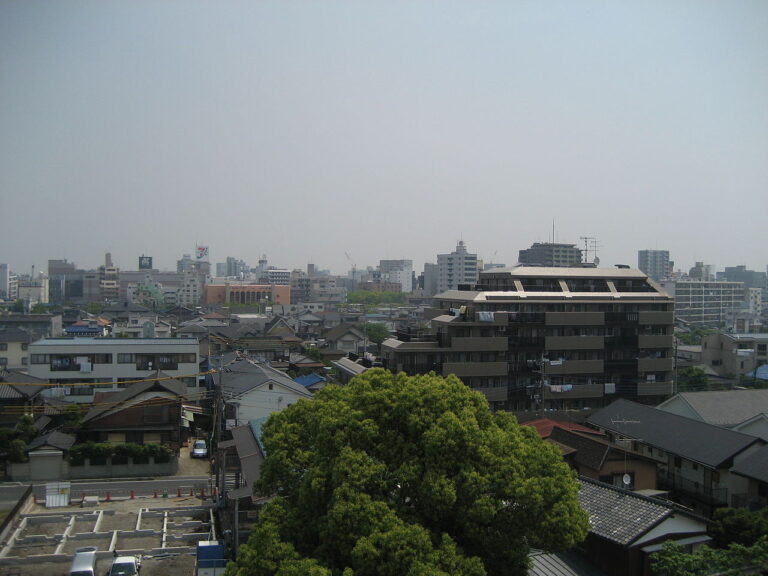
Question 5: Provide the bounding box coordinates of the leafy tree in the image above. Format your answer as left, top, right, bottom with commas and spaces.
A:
30, 302, 48, 314
10, 299, 25, 313
652, 536, 768, 576
62, 404, 83, 435
709, 507, 768, 549
228, 370, 588, 576
356, 322, 390, 347
15, 415, 37, 443
676, 367, 710, 392
85, 302, 104, 315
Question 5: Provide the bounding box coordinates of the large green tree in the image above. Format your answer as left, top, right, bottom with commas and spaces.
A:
652, 537, 768, 576
227, 370, 588, 576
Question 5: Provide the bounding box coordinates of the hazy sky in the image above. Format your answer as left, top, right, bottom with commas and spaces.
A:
2, 1, 767, 277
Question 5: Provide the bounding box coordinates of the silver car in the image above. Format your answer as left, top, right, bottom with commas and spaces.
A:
191, 439, 208, 458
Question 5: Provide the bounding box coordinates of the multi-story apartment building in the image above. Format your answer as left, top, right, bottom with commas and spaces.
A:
266, 269, 291, 286
203, 283, 291, 306
638, 250, 673, 281
382, 266, 675, 411
422, 263, 438, 296
28, 337, 201, 403
518, 242, 583, 267
437, 241, 478, 293
660, 279, 744, 326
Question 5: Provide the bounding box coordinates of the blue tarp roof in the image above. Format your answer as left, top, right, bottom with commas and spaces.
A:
294, 373, 326, 387
249, 417, 268, 455
746, 364, 768, 381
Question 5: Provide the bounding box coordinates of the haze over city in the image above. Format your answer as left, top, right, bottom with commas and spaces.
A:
1, 1, 766, 275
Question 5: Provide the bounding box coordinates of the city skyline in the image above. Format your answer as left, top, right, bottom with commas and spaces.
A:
2, 2, 767, 277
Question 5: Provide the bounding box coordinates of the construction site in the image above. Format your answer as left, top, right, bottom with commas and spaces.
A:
0, 487, 218, 576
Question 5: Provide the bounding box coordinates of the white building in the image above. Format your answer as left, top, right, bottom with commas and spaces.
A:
379, 260, 413, 293
660, 279, 745, 326
28, 338, 201, 403
437, 241, 478, 293
0, 264, 19, 301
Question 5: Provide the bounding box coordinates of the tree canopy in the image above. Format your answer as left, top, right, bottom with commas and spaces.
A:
651, 536, 768, 576
226, 370, 588, 576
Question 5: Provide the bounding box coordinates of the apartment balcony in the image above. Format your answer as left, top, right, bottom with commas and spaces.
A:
545, 335, 604, 350
473, 386, 509, 402
605, 312, 639, 324
638, 357, 674, 372
545, 312, 604, 326
442, 362, 508, 378
508, 313, 545, 324
638, 334, 674, 349
542, 359, 604, 375
638, 311, 674, 325
658, 472, 728, 507
450, 337, 508, 351
508, 337, 545, 349
542, 383, 604, 400
637, 381, 674, 396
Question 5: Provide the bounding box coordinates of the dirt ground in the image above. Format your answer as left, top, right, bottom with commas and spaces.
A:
4, 552, 198, 576
176, 442, 211, 477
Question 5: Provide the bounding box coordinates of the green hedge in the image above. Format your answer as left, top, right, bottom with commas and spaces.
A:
69, 442, 173, 465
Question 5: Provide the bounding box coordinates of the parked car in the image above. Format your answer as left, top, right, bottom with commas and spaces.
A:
69, 546, 97, 576
191, 439, 208, 458
108, 555, 141, 576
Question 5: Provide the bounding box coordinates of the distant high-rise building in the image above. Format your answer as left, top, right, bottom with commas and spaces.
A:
518, 242, 583, 267
0, 264, 18, 301
637, 250, 673, 281
422, 263, 438, 296
437, 241, 478, 293
379, 260, 413, 292
719, 265, 767, 289
688, 262, 714, 282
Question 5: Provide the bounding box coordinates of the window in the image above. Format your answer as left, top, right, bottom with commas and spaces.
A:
22, 343, 28, 351
118, 353, 135, 363
22, 357, 28, 365
0, 357, 7, 366
31, 354, 48, 364
0, 344, 7, 351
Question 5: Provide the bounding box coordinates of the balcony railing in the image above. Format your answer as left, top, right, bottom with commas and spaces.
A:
658, 472, 728, 506
508, 313, 545, 324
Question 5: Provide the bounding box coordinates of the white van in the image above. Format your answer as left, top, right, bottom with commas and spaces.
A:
69, 546, 97, 576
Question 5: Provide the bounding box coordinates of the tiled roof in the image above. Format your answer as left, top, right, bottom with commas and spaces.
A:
82, 373, 187, 423
524, 418, 604, 439
220, 359, 312, 399
587, 399, 762, 468
659, 389, 768, 427
26, 430, 76, 452
578, 478, 673, 546
529, 550, 609, 576
731, 444, 768, 484
0, 327, 32, 343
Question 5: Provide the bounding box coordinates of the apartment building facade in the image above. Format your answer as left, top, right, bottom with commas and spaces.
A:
660, 279, 744, 326
382, 266, 675, 411
28, 338, 201, 402
637, 249, 673, 281
437, 241, 478, 293
518, 242, 584, 267
702, 333, 768, 378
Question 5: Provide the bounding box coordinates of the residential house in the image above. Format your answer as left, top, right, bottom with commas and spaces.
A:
729, 444, 768, 509
331, 356, 370, 384
220, 357, 313, 426
79, 375, 190, 449
323, 323, 365, 355
0, 369, 46, 428
549, 427, 658, 490
701, 333, 768, 378
657, 389, 768, 441
587, 399, 765, 515
577, 478, 710, 576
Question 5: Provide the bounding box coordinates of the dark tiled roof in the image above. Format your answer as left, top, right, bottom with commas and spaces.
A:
587, 399, 762, 468
0, 370, 47, 398
26, 430, 76, 452
323, 323, 364, 341
731, 444, 768, 484
82, 373, 187, 423
579, 478, 673, 546
659, 389, 768, 428
529, 550, 609, 576
550, 427, 650, 472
